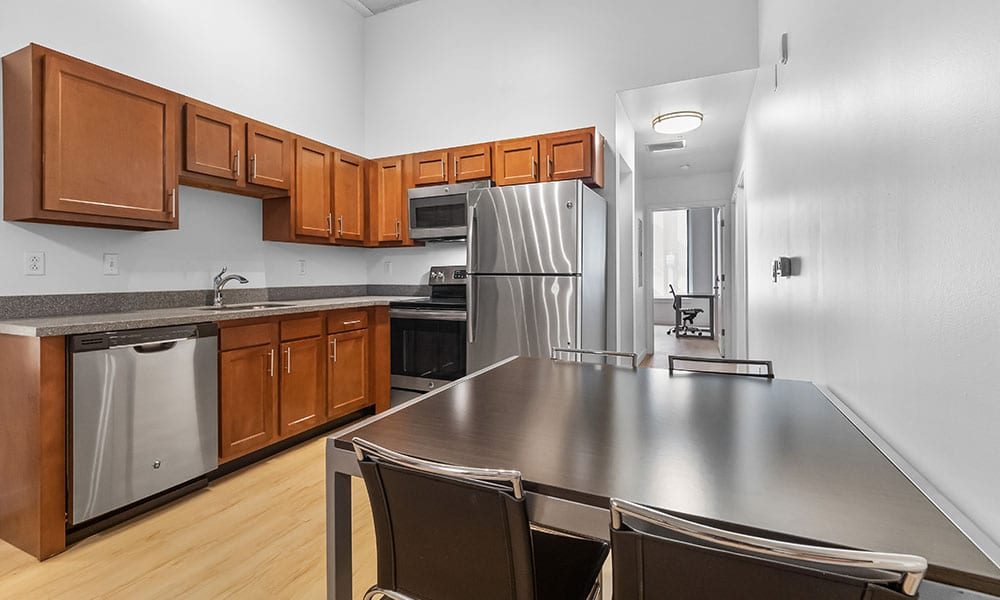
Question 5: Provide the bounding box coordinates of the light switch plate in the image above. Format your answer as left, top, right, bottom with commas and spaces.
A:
24, 251, 45, 276
103, 253, 120, 276
298, 259, 307, 275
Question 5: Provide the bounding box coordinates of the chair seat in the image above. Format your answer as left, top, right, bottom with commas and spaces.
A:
681, 308, 703, 315
531, 528, 609, 600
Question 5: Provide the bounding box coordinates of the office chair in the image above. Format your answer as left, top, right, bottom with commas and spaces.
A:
667, 284, 704, 337
354, 437, 608, 600
609, 498, 927, 599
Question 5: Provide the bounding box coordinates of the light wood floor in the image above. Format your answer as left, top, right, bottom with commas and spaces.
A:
641, 324, 722, 369
0, 434, 378, 600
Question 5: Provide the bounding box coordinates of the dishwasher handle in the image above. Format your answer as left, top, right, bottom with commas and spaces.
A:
127, 338, 192, 353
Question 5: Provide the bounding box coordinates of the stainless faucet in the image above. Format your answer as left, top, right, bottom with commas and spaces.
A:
213, 266, 249, 307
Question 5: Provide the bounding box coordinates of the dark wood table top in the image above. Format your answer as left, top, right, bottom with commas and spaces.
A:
335, 357, 1000, 592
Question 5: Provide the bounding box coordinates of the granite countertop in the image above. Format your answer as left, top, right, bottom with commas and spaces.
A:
0, 296, 417, 337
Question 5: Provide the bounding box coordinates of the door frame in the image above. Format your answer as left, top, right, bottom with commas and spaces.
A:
643, 200, 733, 359
729, 171, 750, 360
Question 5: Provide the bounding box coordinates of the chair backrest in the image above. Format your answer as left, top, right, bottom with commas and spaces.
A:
551, 347, 638, 368
669, 284, 681, 312
668, 355, 775, 378
609, 499, 926, 599
353, 437, 537, 600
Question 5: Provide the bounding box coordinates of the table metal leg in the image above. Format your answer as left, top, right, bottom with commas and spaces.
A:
327, 467, 353, 599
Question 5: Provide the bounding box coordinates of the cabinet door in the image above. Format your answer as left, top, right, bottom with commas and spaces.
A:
185, 103, 243, 183
41, 53, 178, 223
295, 139, 333, 239
372, 157, 404, 242
220, 344, 277, 461
247, 122, 292, 191
493, 138, 539, 186
327, 330, 369, 419
540, 130, 593, 182
333, 150, 365, 242
452, 144, 492, 182
411, 150, 449, 186
278, 336, 325, 437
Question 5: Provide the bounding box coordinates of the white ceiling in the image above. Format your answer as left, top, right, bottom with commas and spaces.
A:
342, 0, 424, 17
619, 69, 757, 178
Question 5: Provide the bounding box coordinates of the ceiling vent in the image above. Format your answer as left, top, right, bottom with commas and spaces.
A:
647, 140, 687, 153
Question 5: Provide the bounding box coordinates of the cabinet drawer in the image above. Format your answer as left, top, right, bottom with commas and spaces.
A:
328, 310, 368, 333
280, 315, 325, 341
220, 321, 278, 351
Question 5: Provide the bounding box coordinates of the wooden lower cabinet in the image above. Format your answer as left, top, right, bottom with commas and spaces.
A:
327, 329, 368, 419
219, 343, 277, 461
278, 336, 326, 437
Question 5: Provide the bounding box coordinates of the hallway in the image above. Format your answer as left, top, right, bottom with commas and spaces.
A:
641, 325, 722, 369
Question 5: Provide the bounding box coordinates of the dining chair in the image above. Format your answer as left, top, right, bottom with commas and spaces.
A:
353, 437, 609, 600
667, 355, 775, 378
551, 346, 639, 368
609, 498, 927, 599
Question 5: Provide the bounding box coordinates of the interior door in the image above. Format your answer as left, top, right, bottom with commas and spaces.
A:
714, 206, 726, 357
467, 275, 579, 372
42, 53, 177, 223
468, 181, 580, 275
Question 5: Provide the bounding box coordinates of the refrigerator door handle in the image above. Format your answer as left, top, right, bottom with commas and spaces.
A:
467, 202, 478, 271
467, 277, 477, 343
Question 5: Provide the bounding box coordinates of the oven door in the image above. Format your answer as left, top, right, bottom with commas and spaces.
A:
390, 308, 467, 392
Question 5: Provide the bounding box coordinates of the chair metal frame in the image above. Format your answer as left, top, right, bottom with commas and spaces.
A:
609, 498, 927, 597
551, 347, 639, 369
668, 355, 775, 379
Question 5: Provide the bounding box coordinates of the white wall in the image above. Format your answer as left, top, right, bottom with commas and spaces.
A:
365, 243, 466, 285
0, 0, 367, 295
742, 0, 1000, 545
687, 207, 715, 292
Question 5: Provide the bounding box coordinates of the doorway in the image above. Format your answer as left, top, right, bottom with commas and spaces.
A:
642, 205, 727, 368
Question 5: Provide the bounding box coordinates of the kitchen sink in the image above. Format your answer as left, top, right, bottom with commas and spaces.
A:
198, 302, 294, 311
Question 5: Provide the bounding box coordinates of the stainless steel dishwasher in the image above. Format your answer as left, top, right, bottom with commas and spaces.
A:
69, 323, 218, 525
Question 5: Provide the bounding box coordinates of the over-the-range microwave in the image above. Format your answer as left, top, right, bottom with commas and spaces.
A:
407, 179, 491, 241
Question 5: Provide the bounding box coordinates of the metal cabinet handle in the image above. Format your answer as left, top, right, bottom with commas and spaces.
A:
395, 219, 401, 239
267, 349, 275, 377
531, 157, 537, 179
330, 338, 337, 362
454, 158, 459, 178
169, 189, 177, 219
284, 347, 291, 373
337, 215, 344, 236
342, 319, 362, 326
234, 150, 241, 177
251, 154, 258, 180
547, 155, 553, 178
326, 214, 333, 235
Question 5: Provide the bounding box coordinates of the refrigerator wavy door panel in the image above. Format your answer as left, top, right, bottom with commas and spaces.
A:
468, 181, 580, 275
467, 275, 579, 372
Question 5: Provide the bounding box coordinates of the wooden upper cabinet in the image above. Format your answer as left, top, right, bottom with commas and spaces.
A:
295, 138, 333, 239
328, 329, 369, 419
247, 122, 292, 191
219, 343, 277, 462
411, 150, 449, 186
452, 144, 492, 182
185, 103, 243, 183
3, 46, 179, 229
540, 130, 593, 182
278, 336, 325, 437
493, 138, 539, 186
371, 157, 405, 242
332, 150, 365, 242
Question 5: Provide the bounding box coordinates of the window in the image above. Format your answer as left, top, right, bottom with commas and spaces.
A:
652, 210, 688, 299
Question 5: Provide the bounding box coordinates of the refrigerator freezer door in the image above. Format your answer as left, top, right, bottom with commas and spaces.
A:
468, 181, 580, 275
467, 275, 579, 372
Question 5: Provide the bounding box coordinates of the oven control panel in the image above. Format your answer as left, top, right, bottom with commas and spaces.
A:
429, 265, 468, 285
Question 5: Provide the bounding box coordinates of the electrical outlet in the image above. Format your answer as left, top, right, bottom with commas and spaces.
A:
383, 259, 392, 275
298, 259, 307, 275
24, 251, 45, 276
103, 253, 120, 276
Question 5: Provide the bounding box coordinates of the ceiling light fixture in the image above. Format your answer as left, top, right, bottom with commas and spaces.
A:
680, 164, 691, 170
652, 111, 703, 135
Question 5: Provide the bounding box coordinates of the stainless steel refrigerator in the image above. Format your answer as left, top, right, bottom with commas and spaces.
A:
466, 180, 606, 371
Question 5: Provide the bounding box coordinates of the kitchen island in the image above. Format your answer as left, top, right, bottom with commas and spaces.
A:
327, 356, 1000, 599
